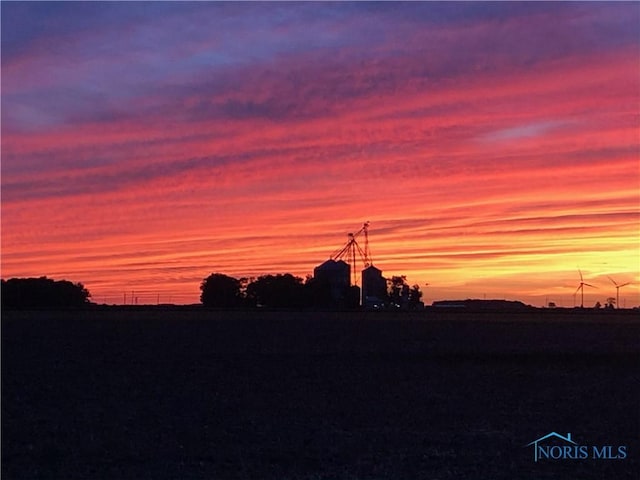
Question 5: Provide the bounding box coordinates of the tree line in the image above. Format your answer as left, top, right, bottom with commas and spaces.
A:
200, 272, 423, 309
1, 273, 423, 310
1, 277, 91, 308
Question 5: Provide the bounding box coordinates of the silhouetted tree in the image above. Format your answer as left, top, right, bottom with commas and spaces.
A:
408, 284, 423, 309
200, 273, 243, 307
387, 275, 409, 308
246, 274, 306, 308
1, 277, 91, 308
385, 276, 423, 309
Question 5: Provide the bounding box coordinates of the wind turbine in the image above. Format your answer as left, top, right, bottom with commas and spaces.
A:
608, 276, 630, 309
575, 269, 596, 308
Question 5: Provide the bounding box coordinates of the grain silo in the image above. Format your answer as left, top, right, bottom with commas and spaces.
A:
362, 265, 387, 309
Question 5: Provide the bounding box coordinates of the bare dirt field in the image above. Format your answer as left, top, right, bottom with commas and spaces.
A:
2, 308, 639, 479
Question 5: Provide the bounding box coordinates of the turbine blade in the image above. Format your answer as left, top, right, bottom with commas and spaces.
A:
584, 283, 596, 289
574, 285, 582, 295
578, 269, 583, 281
619, 282, 631, 288
608, 276, 617, 286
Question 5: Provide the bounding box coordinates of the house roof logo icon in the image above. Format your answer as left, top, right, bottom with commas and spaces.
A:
526, 432, 577, 462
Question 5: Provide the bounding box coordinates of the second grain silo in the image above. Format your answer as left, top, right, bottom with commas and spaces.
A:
362, 264, 387, 309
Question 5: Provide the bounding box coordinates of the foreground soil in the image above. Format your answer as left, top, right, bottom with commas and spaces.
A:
2, 308, 639, 479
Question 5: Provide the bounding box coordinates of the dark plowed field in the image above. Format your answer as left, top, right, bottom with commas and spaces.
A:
3, 308, 639, 479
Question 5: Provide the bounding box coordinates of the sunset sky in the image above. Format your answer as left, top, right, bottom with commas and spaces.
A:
2, 2, 639, 307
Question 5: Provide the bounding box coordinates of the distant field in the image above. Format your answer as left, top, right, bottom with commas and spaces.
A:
2, 308, 639, 479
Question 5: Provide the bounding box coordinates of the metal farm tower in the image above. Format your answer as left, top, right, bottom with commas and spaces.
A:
315, 222, 387, 306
